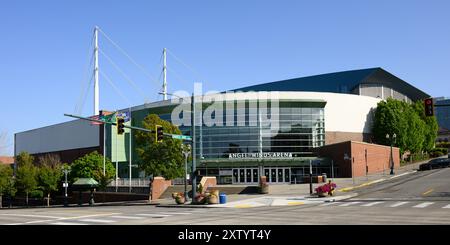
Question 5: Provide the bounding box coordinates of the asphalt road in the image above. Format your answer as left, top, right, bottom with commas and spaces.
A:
0, 168, 449, 225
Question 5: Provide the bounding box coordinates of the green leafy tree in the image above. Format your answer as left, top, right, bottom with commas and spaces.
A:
69, 151, 115, 190
0, 164, 16, 208
412, 101, 438, 151
372, 98, 438, 155
135, 114, 184, 179
38, 164, 63, 207
15, 152, 38, 206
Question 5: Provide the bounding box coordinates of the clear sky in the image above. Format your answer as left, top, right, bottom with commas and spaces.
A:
1, 0, 450, 155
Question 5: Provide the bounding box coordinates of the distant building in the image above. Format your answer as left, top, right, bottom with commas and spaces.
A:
0, 156, 14, 165
435, 97, 450, 142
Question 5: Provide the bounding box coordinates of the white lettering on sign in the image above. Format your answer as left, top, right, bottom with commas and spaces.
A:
228, 152, 293, 159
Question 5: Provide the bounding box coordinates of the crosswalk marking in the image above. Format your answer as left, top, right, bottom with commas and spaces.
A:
51, 222, 88, 225
389, 202, 409, 207
110, 215, 145, 220
413, 202, 434, 208
339, 202, 362, 207
442, 204, 450, 209
158, 212, 192, 215
78, 218, 117, 223
361, 201, 384, 207
320, 202, 339, 206
136, 214, 171, 217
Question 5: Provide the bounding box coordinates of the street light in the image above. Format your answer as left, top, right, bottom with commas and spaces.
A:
386, 133, 397, 175
182, 144, 191, 202
62, 165, 71, 207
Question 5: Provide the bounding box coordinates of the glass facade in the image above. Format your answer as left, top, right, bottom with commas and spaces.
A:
435, 98, 450, 131
174, 101, 326, 160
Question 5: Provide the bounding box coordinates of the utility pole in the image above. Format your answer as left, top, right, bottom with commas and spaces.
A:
191, 93, 197, 202
162, 48, 167, 100
94, 26, 100, 115
129, 108, 132, 193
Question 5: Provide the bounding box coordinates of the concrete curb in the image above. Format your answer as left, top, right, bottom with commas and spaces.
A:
337, 170, 416, 193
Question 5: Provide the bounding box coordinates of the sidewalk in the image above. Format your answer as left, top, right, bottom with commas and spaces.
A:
156, 158, 434, 209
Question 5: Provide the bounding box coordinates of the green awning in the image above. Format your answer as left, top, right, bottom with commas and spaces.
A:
72, 178, 99, 190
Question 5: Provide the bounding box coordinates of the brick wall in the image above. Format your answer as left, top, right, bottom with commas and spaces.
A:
151, 177, 172, 200
317, 141, 400, 178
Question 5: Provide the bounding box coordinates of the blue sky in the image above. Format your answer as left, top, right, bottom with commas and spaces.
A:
1, 0, 450, 155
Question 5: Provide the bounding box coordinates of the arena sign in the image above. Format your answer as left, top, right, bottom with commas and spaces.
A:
228, 152, 293, 159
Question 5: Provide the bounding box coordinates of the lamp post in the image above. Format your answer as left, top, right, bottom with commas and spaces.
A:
386, 133, 396, 175
62, 166, 71, 207
182, 144, 191, 202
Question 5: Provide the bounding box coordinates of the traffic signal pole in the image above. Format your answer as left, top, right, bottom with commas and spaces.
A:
191, 93, 197, 203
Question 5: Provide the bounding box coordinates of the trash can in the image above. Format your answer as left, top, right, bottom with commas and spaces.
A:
219, 193, 227, 204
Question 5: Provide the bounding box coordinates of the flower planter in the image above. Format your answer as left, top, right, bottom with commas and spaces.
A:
175, 196, 185, 204
317, 192, 327, 197
208, 195, 219, 204
259, 185, 269, 194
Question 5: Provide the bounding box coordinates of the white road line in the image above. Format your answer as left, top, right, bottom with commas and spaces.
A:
389, 171, 414, 179
442, 204, 450, 209
136, 213, 171, 217
389, 202, 409, 207
361, 201, 385, 207
320, 202, 340, 206
0, 214, 61, 219
78, 218, 117, 223
51, 222, 88, 225
413, 202, 434, 208
158, 212, 192, 215
339, 202, 362, 207
110, 215, 145, 220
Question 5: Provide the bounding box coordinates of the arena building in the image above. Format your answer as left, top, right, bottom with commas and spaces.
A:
15, 67, 429, 185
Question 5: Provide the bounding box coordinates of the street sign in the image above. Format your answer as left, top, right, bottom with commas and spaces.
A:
63, 183, 68, 188
171, 134, 192, 140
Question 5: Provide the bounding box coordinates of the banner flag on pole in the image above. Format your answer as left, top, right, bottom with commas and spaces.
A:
90, 115, 103, 125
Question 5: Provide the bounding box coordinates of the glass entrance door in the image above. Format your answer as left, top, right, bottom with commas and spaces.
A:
232, 168, 259, 184
263, 167, 290, 184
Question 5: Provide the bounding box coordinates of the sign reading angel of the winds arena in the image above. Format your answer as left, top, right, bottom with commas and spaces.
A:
228, 152, 293, 159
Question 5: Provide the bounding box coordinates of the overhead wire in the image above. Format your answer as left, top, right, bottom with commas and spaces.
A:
99, 48, 149, 102
99, 70, 133, 106
78, 71, 95, 115
166, 48, 209, 83
74, 32, 96, 115
97, 27, 160, 86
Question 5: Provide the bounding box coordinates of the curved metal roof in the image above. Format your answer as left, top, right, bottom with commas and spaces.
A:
231, 67, 429, 101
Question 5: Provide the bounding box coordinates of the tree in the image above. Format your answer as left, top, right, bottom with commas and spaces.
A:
0, 164, 16, 208
15, 152, 38, 206
372, 98, 438, 155
69, 151, 115, 190
413, 101, 438, 152
38, 154, 61, 168
135, 114, 184, 180
38, 164, 63, 207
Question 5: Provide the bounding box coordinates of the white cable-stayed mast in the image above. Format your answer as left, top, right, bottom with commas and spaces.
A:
94, 26, 100, 115
162, 48, 167, 100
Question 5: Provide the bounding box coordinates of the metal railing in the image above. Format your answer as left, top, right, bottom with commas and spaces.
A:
109, 178, 151, 187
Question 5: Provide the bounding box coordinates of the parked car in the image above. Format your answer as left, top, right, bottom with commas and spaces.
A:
419, 158, 450, 171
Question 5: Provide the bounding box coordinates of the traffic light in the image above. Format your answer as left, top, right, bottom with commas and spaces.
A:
117, 117, 125, 135
424, 98, 434, 117
155, 125, 164, 142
